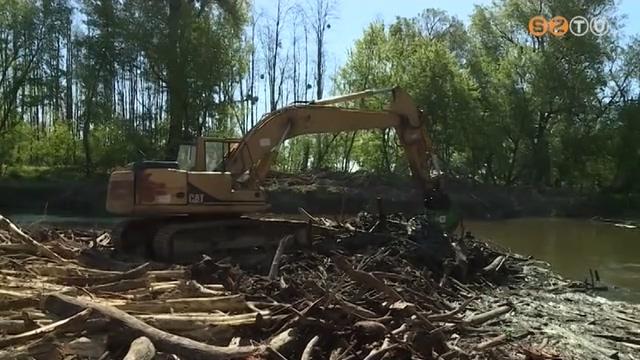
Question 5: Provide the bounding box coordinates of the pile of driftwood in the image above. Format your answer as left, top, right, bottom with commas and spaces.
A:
0, 212, 530, 359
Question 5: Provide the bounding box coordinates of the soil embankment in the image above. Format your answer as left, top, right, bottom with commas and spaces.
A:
1, 171, 637, 220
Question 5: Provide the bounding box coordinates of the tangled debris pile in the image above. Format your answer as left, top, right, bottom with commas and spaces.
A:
0, 213, 638, 360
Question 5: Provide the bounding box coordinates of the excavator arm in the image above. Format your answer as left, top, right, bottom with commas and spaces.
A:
222, 86, 440, 197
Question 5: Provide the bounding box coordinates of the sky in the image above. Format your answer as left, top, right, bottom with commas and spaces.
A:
254, 0, 640, 90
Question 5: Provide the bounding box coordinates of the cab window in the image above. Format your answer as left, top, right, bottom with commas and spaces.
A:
205, 141, 225, 171
177, 144, 196, 170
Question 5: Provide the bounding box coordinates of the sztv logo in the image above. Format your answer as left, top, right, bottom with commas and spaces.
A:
528, 16, 609, 37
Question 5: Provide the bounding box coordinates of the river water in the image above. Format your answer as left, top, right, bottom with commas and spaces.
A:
8, 214, 639, 302
466, 217, 640, 303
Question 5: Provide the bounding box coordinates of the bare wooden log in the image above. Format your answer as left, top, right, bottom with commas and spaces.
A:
0, 215, 65, 262
464, 305, 512, 326
27, 264, 120, 278
173, 325, 236, 344
268, 235, 293, 280
137, 313, 283, 331
298, 207, 320, 223
482, 256, 506, 274
0, 308, 92, 349
43, 294, 264, 359
123, 336, 156, 360
268, 328, 297, 353
88, 277, 150, 293
1, 274, 73, 292
177, 280, 225, 297
301, 335, 320, 360
116, 294, 249, 314
60, 262, 150, 287
474, 334, 507, 351
332, 255, 402, 302
0, 289, 32, 300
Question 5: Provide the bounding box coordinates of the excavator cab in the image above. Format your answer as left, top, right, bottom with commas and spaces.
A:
105, 136, 268, 217
176, 138, 241, 172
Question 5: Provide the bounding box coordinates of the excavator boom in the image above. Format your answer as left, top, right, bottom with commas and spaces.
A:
223, 86, 437, 195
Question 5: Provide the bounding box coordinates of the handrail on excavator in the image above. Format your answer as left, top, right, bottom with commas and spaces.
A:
309, 87, 396, 106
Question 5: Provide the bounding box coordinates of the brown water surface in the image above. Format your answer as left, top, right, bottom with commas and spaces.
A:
466, 217, 640, 302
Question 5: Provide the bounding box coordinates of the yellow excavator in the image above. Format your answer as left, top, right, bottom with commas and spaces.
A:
106, 86, 441, 263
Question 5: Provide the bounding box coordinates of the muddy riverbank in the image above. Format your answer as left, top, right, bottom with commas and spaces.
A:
1, 171, 638, 220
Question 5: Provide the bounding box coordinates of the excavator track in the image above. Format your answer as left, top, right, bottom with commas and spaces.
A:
112, 216, 311, 265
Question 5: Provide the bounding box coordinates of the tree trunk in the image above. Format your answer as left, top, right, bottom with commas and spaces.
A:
83, 84, 95, 176
65, 21, 73, 123
166, 0, 189, 160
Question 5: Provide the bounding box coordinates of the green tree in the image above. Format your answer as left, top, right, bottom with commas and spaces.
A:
121, 0, 247, 159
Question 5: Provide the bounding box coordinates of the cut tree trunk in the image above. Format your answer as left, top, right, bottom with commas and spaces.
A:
123, 336, 156, 360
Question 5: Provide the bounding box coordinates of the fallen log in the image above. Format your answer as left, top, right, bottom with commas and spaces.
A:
43, 294, 265, 360
0, 215, 65, 262
116, 295, 249, 314
123, 336, 156, 360
268, 328, 297, 354
268, 235, 293, 280
27, 264, 120, 278
137, 312, 283, 332
482, 256, 506, 274
88, 277, 150, 293
0, 308, 92, 349
60, 262, 150, 287
301, 335, 320, 360
464, 305, 512, 326
474, 333, 507, 351
177, 280, 226, 297
332, 255, 402, 302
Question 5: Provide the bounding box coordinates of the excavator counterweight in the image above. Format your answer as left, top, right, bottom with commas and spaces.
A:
106, 86, 440, 263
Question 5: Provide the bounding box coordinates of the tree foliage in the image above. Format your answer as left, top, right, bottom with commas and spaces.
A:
0, 0, 639, 195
